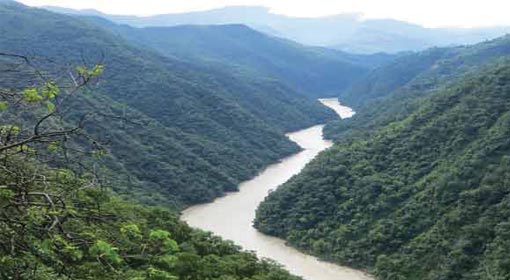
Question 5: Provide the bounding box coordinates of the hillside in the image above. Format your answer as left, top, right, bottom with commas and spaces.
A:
324, 35, 510, 141
1, 160, 303, 279
77, 18, 390, 98
0, 1, 336, 207
340, 35, 510, 108
255, 56, 510, 279
0, 59, 300, 280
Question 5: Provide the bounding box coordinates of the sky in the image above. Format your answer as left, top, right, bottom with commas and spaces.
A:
16, 0, 510, 28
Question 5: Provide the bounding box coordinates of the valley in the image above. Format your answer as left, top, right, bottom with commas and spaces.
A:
2, 1, 510, 279
182, 99, 370, 280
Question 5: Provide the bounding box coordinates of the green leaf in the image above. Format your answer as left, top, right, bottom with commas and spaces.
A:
23, 88, 43, 103
0, 101, 8, 111
45, 101, 56, 113
149, 230, 179, 253
0, 187, 14, 206
89, 240, 122, 265
147, 267, 177, 280
76, 65, 88, 76
47, 142, 59, 152
42, 81, 60, 99
91, 64, 104, 76
120, 224, 142, 240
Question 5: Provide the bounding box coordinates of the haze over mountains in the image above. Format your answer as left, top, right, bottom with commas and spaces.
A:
44, 5, 510, 53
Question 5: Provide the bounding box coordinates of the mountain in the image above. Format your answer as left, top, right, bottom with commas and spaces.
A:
0, 1, 337, 207
323, 35, 510, 141
340, 35, 510, 108
43, 5, 510, 54
0, 57, 300, 280
254, 38, 510, 279
81, 18, 392, 98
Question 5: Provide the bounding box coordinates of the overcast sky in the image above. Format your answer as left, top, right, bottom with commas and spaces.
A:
17, 0, 510, 28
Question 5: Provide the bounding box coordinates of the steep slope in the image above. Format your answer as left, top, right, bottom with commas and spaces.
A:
78, 19, 387, 98
0, 69, 300, 280
341, 35, 510, 108
325, 35, 510, 141
0, 1, 335, 206
255, 59, 510, 279
339, 47, 459, 108
42, 5, 510, 54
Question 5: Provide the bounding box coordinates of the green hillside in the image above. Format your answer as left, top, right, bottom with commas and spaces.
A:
83, 19, 391, 98
0, 61, 300, 279
325, 35, 510, 141
0, 1, 336, 206
0, 157, 302, 279
341, 35, 510, 109
255, 57, 510, 279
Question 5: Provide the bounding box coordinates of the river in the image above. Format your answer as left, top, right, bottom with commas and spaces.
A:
181, 98, 371, 280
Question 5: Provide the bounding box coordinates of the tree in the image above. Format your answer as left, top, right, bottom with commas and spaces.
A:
0, 53, 105, 279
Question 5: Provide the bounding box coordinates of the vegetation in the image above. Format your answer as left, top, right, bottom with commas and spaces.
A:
0, 51, 301, 280
83, 19, 392, 98
326, 35, 510, 141
255, 58, 510, 279
0, 1, 340, 207
1, 162, 301, 280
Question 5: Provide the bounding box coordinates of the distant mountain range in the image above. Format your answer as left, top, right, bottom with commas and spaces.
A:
84, 17, 392, 97
43, 5, 510, 53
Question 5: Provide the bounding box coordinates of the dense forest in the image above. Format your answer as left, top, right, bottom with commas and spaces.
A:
0, 53, 301, 280
255, 46, 510, 278
325, 35, 510, 141
4, 1, 510, 280
341, 34, 510, 109
0, 1, 349, 207
80, 19, 393, 98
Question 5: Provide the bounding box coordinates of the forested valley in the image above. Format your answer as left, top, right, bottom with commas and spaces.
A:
0, 1, 313, 278
0, 1, 361, 279
0, 1, 373, 207
256, 36, 510, 279
3, 0, 510, 279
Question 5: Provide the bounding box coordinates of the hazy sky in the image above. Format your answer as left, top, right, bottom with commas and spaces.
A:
17, 0, 510, 28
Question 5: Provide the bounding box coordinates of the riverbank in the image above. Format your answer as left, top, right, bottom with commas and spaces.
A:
181, 99, 371, 280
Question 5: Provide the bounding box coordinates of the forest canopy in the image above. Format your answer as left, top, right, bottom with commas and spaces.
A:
255, 58, 510, 279
0, 52, 301, 280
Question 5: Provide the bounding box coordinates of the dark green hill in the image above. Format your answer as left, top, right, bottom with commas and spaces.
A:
325, 35, 510, 141
341, 35, 510, 109
0, 77, 300, 280
0, 1, 335, 206
82, 18, 392, 98
255, 59, 510, 278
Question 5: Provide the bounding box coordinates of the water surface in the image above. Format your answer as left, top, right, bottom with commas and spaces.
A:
182, 98, 370, 280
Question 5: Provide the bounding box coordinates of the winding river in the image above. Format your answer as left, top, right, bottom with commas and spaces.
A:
182, 98, 371, 280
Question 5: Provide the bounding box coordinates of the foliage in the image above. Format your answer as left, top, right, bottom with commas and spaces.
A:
0, 158, 301, 280
0, 23, 300, 280
90, 21, 379, 98
255, 60, 510, 279
339, 35, 510, 110
0, 1, 338, 207
325, 34, 510, 141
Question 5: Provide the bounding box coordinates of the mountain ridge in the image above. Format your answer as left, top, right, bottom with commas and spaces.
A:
41, 4, 510, 53
0, 1, 337, 207
81, 17, 391, 98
